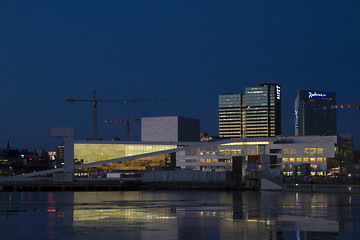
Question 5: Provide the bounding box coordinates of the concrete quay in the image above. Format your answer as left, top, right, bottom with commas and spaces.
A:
0, 179, 258, 192
0, 181, 136, 192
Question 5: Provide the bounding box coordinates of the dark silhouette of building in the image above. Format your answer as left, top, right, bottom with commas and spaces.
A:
295, 90, 337, 136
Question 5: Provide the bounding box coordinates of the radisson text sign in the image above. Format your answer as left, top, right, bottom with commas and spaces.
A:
308, 92, 327, 98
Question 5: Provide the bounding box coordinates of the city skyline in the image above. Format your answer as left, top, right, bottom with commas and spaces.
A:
0, 1, 359, 150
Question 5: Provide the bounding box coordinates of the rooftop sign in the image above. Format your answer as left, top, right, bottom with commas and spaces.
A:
308, 92, 327, 98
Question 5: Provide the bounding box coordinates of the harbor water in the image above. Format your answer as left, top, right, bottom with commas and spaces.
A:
0, 190, 359, 240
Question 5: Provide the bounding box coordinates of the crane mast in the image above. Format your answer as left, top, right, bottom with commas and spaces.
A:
67, 90, 180, 140
105, 113, 139, 141
93, 90, 98, 141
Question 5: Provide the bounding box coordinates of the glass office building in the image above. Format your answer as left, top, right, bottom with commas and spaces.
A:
219, 83, 281, 138
244, 83, 281, 137
295, 90, 336, 136
219, 94, 244, 138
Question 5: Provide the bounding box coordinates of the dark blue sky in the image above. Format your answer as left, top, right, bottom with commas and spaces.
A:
1, 0, 359, 150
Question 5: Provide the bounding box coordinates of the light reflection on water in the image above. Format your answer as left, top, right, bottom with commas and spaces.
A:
0, 191, 359, 240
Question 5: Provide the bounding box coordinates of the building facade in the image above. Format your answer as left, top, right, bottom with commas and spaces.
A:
141, 116, 200, 142
74, 141, 181, 172
219, 83, 281, 138
295, 90, 337, 136
72, 136, 352, 178
218, 93, 244, 138
244, 83, 281, 137
176, 135, 353, 177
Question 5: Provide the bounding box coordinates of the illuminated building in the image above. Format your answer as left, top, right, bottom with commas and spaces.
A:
71, 134, 353, 178
219, 93, 244, 138
176, 135, 353, 176
244, 83, 281, 137
74, 141, 182, 172
295, 90, 337, 136
219, 83, 281, 138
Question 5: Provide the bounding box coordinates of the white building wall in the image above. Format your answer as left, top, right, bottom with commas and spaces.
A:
176, 136, 341, 174
141, 116, 179, 142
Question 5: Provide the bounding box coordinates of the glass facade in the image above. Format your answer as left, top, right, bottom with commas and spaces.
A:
74, 143, 179, 172
78, 153, 175, 172
295, 90, 337, 136
244, 84, 281, 137
218, 83, 281, 138
218, 94, 244, 138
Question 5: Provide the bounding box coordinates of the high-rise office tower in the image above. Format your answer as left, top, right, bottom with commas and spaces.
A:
244, 83, 281, 137
295, 90, 337, 136
219, 83, 281, 138
219, 93, 244, 138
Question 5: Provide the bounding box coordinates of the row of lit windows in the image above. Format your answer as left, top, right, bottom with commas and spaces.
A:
219, 130, 242, 133
200, 152, 216, 155
219, 118, 242, 121
246, 130, 276, 133
283, 172, 326, 177
246, 117, 268, 120
222, 141, 272, 146
219, 123, 242, 126
200, 159, 232, 163
219, 125, 242, 128
245, 126, 270, 129
303, 148, 324, 155
282, 148, 324, 156
219, 107, 242, 110
245, 110, 268, 114
219, 127, 242, 130
219, 113, 242, 116
219, 149, 259, 156
246, 127, 274, 131
200, 165, 232, 170
246, 121, 275, 125
246, 121, 269, 124
246, 120, 275, 123
283, 164, 319, 170
282, 157, 326, 162
219, 112, 242, 115
283, 148, 296, 155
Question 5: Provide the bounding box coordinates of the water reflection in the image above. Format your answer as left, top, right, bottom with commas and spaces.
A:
0, 191, 359, 239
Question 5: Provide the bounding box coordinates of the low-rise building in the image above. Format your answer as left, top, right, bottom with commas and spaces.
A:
73, 135, 353, 178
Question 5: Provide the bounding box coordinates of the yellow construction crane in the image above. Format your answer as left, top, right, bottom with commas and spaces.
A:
105, 113, 139, 141
67, 90, 180, 140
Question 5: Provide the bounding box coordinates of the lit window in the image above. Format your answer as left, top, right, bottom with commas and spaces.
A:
283, 149, 289, 155
317, 148, 324, 155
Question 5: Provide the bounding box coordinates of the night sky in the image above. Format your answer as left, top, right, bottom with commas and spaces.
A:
1, 0, 359, 150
